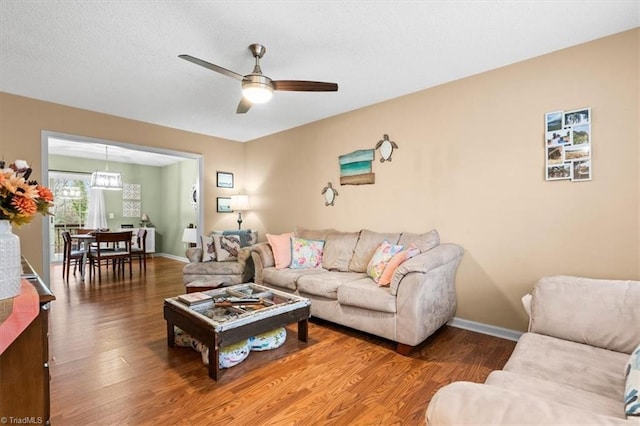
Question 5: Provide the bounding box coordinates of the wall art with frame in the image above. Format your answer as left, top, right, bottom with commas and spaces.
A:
216, 171, 234, 188
544, 107, 591, 182
216, 197, 232, 213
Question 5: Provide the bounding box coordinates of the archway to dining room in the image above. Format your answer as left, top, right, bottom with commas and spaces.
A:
40, 131, 204, 285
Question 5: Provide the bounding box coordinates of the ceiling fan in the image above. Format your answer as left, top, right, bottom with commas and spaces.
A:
179, 44, 338, 114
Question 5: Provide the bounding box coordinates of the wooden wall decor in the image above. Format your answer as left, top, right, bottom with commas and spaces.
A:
339, 149, 375, 185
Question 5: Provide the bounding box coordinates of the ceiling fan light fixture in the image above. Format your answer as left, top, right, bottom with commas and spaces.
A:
242, 82, 273, 104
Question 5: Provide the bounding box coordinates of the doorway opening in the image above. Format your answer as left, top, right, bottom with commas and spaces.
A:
41, 131, 204, 285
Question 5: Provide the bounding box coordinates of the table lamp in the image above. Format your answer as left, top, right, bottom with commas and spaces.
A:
230, 195, 250, 230
182, 227, 198, 248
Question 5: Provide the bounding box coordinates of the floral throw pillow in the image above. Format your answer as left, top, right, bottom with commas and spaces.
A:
213, 235, 241, 262
201, 235, 216, 262
378, 243, 420, 287
366, 241, 404, 283
290, 238, 324, 269
625, 343, 640, 417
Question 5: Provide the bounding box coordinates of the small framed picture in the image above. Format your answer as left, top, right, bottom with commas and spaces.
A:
546, 145, 564, 165
216, 197, 232, 213
216, 171, 234, 188
572, 160, 591, 182
545, 111, 563, 132
546, 163, 572, 181
563, 108, 590, 127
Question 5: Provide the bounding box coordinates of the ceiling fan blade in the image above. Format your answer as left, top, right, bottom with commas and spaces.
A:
272, 80, 338, 92
178, 54, 244, 81
236, 97, 252, 114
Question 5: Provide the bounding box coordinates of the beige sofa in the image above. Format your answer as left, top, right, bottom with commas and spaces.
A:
426, 275, 640, 425
250, 228, 464, 354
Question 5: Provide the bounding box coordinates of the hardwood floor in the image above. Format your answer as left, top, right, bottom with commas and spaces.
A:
48, 257, 516, 425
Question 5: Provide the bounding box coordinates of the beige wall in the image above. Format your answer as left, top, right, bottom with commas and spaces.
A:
245, 29, 640, 331
0, 29, 637, 332
0, 93, 245, 275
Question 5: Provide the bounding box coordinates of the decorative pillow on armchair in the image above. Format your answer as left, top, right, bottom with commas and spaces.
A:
290, 238, 324, 269
213, 235, 241, 261
625, 343, 640, 417
201, 235, 216, 262
366, 241, 404, 283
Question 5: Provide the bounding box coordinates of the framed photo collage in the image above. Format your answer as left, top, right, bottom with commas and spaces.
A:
545, 108, 591, 182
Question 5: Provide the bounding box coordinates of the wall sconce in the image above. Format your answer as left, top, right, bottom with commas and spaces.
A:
181, 226, 198, 248
230, 195, 250, 230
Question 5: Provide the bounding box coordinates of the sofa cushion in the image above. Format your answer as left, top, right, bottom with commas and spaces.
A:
213, 234, 241, 261
297, 271, 366, 299
290, 237, 324, 269
348, 229, 401, 273
337, 278, 397, 313
504, 332, 629, 399
398, 229, 439, 253
486, 370, 624, 418
262, 267, 328, 292
366, 241, 404, 283
295, 226, 337, 241
266, 232, 295, 269
625, 343, 640, 417
183, 260, 245, 276
530, 276, 640, 353
322, 231, 360, 272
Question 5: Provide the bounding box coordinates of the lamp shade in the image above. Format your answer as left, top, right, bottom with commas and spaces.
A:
231, 195, 250, 211
181, 228, 198, 244
90, 146, 122, 190
90, 171, 123, 190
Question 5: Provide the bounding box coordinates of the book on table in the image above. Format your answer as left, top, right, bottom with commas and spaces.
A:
178, 292, 212, 305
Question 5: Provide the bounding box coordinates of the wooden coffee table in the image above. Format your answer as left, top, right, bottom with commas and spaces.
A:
164, 283, 310, 380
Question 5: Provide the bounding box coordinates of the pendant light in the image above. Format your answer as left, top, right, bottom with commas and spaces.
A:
90, 146, 122, 190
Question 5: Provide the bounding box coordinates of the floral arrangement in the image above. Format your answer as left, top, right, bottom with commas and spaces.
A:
0, 159, 54, 226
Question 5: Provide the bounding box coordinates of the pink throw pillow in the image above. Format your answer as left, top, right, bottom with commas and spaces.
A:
266, 232, 295, 269
378, 244, 420, 286
367, 241, 404, 283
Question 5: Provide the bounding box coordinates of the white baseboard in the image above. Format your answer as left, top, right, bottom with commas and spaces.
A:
448, 317, 523, 342
155, 253, 189, 263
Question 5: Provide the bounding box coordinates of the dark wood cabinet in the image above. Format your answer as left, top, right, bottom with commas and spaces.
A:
0, 260, 55, 425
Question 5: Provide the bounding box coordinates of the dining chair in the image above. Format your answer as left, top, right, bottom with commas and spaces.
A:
130, 228, 148, 271
62, 231, 84, 282
88, 231, 133, 283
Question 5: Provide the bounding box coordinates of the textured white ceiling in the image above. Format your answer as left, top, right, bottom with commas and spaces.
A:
1, 1, 639, 143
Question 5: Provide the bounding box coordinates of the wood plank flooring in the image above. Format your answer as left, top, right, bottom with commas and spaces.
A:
48, 257, 516, 425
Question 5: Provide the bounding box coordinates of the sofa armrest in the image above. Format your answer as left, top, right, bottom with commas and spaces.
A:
251, 242, 275, 284
390, 243, 463, 296
391, 244, 463, 346
426, 382, 630, 425
530, 275, 640, 353
185, 247, 203, 263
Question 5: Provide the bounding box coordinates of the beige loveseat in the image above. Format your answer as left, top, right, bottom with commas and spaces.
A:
250, 228, 464, 354
426, 275, 640, 425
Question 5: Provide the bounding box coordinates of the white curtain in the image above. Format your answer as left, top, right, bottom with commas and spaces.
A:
85, 188, 108, 229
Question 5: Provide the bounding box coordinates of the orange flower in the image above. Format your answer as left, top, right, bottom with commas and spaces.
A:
37, 185, 54, 202
11, 195, 37, 216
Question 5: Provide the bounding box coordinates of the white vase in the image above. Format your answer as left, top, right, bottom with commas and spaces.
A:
0, 220, 21, 300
